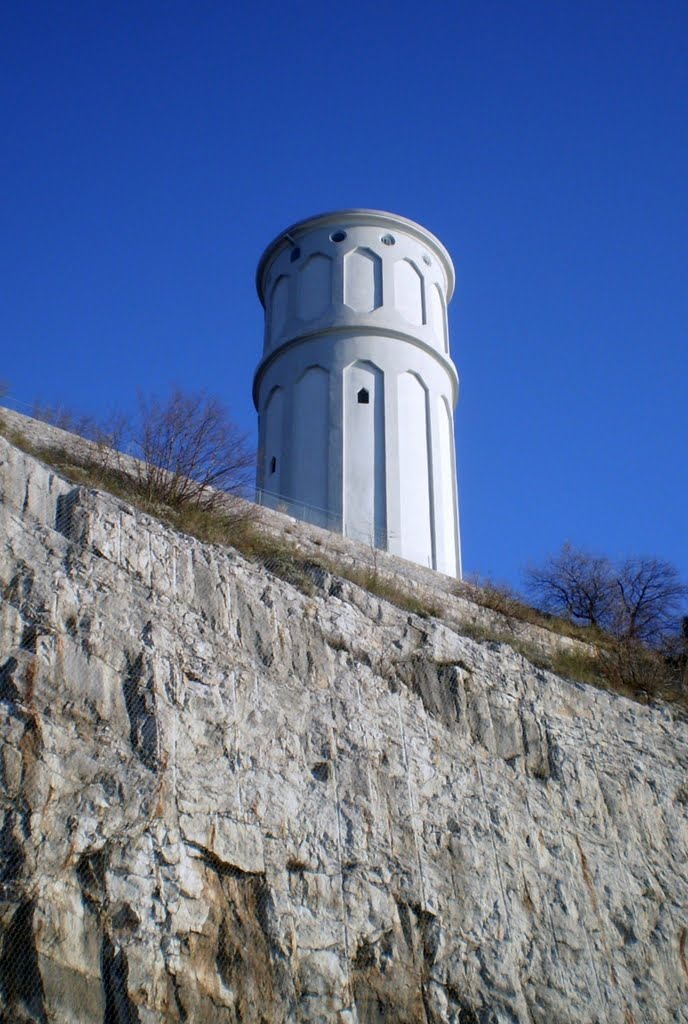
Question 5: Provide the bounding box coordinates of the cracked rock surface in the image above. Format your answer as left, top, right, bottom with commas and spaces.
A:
0, 433, 687, 1023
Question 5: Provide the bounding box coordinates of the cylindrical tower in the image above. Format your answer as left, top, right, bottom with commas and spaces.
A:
253, 209, 461, 577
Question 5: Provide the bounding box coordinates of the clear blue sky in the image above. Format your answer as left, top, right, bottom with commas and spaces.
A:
2, 1, 686, 591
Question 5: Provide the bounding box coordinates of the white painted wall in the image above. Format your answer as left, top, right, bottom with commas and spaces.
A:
429, 284, 448, 354
261, 386, 284, 495
291, 366, 329, 514
254, 210, 462, 577
398, 372, 433, 567
436, 396, 459, 575
343, 248, 382, 313
343, 360, 385, 545
297, 255, 332, 320
269, 277, 288, 349
394, 259, 425, 326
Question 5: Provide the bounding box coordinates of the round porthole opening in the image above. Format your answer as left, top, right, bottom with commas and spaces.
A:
381, 234, 395, 246
330, 230, 347, 243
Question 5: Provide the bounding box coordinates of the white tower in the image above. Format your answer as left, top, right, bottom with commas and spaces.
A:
254, 209, 461, 577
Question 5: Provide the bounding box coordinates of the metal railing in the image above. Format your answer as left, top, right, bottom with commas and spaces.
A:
256, 486, 389, 551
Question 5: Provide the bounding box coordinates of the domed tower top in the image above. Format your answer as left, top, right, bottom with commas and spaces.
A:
256, 208, 455, 303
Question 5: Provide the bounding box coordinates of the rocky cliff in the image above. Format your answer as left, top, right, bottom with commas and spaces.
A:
0, 430, 686, 1024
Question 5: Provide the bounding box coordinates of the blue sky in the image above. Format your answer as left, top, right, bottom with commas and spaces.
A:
2, 1, 686, 591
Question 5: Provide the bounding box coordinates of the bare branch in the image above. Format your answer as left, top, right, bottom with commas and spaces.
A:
132, 387, 254, 513
524, 544, 615, 629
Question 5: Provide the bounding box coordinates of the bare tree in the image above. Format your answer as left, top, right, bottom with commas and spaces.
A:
526, 544, 688, 696
613, 558, 688, 646
132, 388, 254, 513
525, 544, 687, 647
524, 544, 615, 629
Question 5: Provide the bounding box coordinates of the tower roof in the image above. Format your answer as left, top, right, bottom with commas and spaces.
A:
255, 209, 455, 305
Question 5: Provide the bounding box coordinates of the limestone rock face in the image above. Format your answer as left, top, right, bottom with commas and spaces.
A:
0, 432, 687, 1023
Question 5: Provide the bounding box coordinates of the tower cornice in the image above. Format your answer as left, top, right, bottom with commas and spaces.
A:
256, 209, 456, 305
252, 325, 459, 410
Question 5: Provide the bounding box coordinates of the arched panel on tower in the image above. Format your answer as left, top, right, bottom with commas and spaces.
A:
397, 372, 433, 567
292, 366, 329, 522
262, 386, 284, 498
269, 276, 289, 346
343, 248, 382, 313
436, 396, 458, 575
429, 283, 448, 353
343, 360, 386, 546
394, 259, 425, 326
297, 254, 332, 321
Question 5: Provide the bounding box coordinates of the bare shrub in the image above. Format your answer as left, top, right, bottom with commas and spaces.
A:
17, 387, 256, 527
31, 401, 99, 438
465, 575, 533, 625
598, 638, 676, 700
131, 388, 253, 514
662, 617, 688, 693
462, 573, 594, 642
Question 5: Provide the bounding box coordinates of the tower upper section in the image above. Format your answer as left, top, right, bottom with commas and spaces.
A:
254, 210, 457, 404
